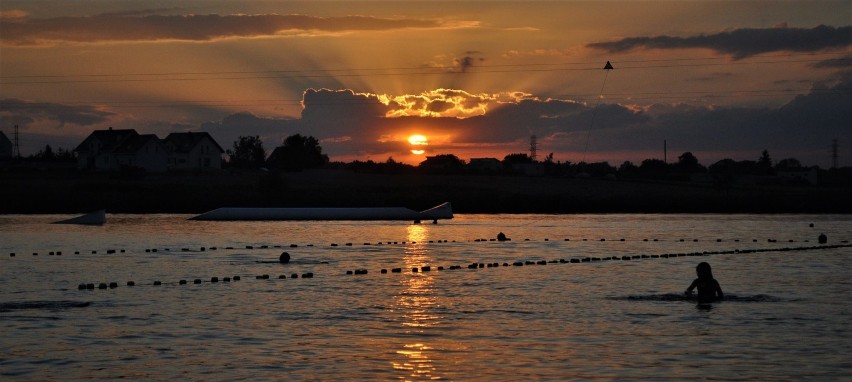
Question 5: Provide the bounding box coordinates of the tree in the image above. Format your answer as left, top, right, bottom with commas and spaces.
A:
618, 161, 639, 177
638, 158, 670, 179
266, 134, 329, 171
502, 153, 533, 167
228, 136, 266, 168
674, 152, 706, 173
775, 158, 803, 171
757, 149, 773, 174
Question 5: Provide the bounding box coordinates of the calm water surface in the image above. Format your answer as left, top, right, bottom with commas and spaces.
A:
1, 214, 850, 380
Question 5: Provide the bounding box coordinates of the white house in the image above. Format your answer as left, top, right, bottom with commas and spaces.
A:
75, 128, 143, 171
110, 134, 168, 172
163, 132, 224, 170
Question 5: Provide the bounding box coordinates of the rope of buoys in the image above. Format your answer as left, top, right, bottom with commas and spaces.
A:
8, 234, 850, 263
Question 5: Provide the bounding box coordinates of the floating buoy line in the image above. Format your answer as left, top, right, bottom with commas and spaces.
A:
3, 237, 848, 292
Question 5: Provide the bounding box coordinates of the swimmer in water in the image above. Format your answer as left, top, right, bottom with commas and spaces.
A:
685, 262, 724, 303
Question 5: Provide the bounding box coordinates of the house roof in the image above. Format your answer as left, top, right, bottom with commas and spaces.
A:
74, 128, 138, 153
0, 131, 11, 147
163, 132, 224, 154
111, 134, 163, 154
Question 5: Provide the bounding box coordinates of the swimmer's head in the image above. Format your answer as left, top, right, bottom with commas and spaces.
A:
696, 262, 713, 279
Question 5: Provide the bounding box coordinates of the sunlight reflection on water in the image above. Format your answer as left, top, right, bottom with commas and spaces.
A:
0, 214, 850, 380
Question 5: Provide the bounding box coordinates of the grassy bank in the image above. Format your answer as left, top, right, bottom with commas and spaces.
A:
1, 169, 850, 214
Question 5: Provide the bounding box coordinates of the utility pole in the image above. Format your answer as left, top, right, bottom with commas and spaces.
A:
831, 138, 838, 169
663, 139, 667, 163
529, 134, 538, 161
13, 125, 20, 158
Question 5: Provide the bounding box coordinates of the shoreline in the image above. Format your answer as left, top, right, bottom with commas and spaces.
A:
2, 169, 851, 214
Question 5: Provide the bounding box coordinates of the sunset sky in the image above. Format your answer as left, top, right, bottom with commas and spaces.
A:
1, 1, 850, 167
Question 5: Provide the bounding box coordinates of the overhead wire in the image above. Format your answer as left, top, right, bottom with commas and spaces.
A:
0, 52, 846, 85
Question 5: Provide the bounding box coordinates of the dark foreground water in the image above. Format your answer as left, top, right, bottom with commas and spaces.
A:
1, 214, 850, 380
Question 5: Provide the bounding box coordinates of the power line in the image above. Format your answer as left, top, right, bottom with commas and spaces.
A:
0, 52, 846, 85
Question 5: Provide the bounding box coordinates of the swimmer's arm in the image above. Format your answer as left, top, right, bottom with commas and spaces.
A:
715, 280, 724, 299
685, 279, 698, 295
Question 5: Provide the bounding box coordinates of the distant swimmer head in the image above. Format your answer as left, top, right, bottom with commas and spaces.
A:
279, 252, 291, 264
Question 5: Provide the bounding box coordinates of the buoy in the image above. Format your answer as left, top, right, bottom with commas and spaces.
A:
392, 268, 402, 273
127, 281, 135, 286
421, 266, 431, 272
153, 281, 162, 286
380, 269, 387, 274
279, 252, 291, 264
194, 279, 202, 284
179, 279, 188, 285
233, 276, 241, 281
290, 273, 298, 279
211, 277, 219, 283
497, 232, 507, 241
9, 253, 14, 257
109, 282, 118, 288
513, 261, 524, 266
223, 277, 231, 282
346, 270, 353, 275
302, 273, 313, 278
78, 283, 86, 290
279, 275, 287, 279
412, 267, 419, 273
98, 283, 108, 289
86, 283, 95, 290
818, 233, 827, 244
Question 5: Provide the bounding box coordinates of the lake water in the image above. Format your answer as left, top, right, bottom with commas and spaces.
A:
1, 214, 850, 380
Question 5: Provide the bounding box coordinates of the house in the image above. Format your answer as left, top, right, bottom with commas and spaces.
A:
0, 131, 12, 159
466, 158, 502, 174
110, 134, 168, 172
75, 128, 142, 171
778, 168, 819, 185
162, 132, 224, 170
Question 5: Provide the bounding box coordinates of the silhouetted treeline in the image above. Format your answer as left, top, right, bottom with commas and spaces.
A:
323, 149, 850, 187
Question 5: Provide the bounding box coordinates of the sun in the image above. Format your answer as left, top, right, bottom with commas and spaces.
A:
408, 134, 428, 155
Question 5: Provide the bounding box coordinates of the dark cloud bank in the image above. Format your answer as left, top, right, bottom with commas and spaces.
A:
0, 13, 442, 45
588, 25, 852, 59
